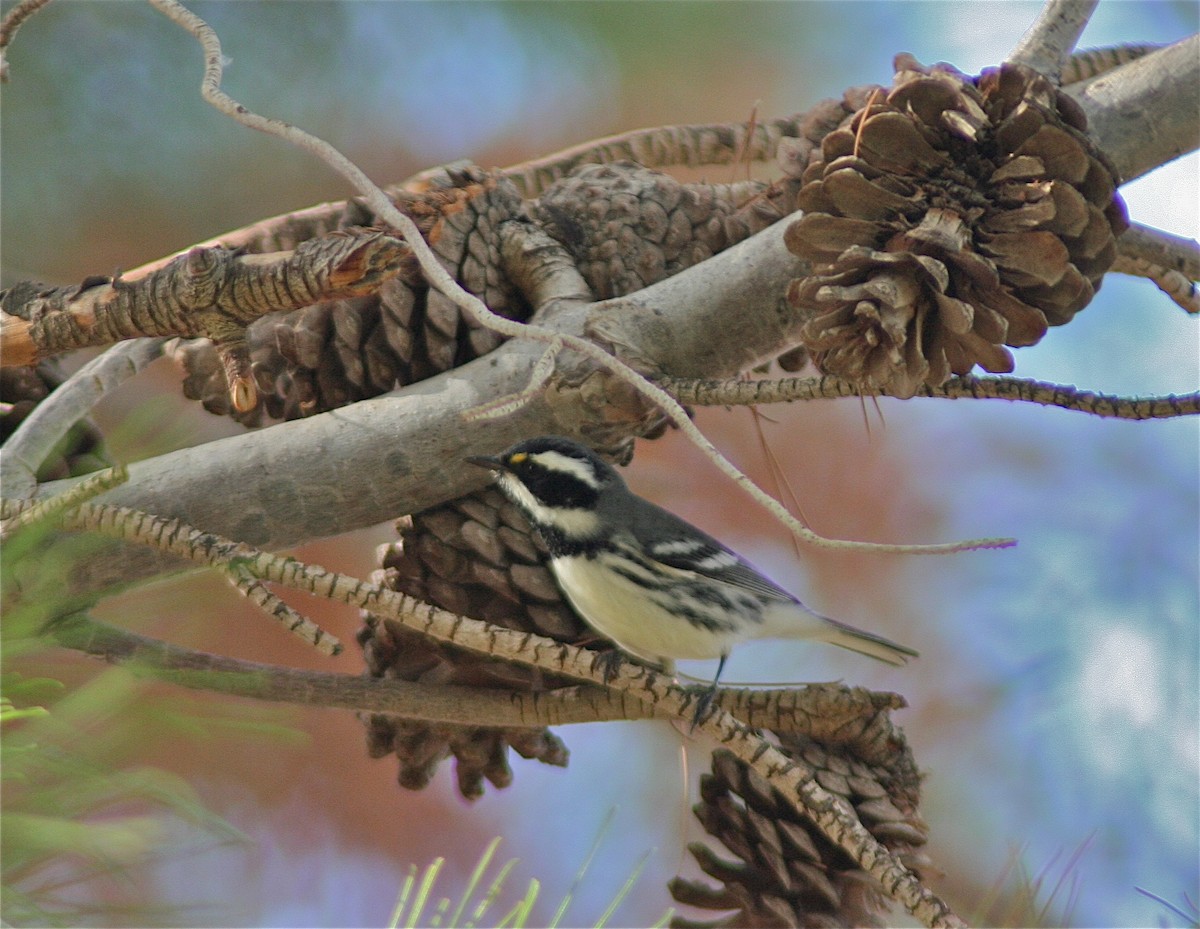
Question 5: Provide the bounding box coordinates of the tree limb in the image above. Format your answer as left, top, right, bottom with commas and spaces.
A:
44, 610, 902, 738
8, 496, 961, 927
0, 340, 164, 498
660, 374, 1200, 420
1007, 0, 1098, 82
1073, 36, 1200, 183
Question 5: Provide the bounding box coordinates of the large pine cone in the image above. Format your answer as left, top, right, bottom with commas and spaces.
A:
358, 488, 598, 799
783, 56, 1128, 397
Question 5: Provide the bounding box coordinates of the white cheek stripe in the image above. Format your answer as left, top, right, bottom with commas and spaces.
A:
527, 450, 600, 489
496, 473, 600, 537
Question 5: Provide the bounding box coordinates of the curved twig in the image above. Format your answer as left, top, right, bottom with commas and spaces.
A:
0, 340, 164, 498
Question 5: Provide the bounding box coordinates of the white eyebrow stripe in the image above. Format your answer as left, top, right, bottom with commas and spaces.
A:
527, 450, 600, 489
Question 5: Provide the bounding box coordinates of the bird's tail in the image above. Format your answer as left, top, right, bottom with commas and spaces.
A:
819, 615, 918, 666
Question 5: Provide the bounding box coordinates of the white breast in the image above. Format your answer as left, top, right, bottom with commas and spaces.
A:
550, 553, 744, 662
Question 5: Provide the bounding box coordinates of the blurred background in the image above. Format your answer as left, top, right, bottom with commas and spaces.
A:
2, 2, 1197, 926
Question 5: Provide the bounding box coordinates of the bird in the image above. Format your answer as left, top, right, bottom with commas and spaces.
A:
466, 435, 916, 712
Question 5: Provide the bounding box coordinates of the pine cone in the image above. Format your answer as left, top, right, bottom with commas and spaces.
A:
0, 362, 109, 481
784, 56, 1128, 397
529, 161, 799, 300
358, 487, 596, 799
671, 695, 932, 928
171, 167, 529, 425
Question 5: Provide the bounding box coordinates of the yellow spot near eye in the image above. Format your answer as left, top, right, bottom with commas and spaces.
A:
509, 453, 528, 464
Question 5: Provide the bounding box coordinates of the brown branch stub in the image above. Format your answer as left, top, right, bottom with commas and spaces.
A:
0, 230, 408, 368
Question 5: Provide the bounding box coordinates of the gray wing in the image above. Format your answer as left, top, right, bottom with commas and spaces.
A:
620, 495, 798, 603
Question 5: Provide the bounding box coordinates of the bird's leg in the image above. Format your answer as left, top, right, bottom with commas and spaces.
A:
689, 653, 727, 731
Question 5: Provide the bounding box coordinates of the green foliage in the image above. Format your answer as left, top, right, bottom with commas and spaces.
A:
0, 667, 247, 926
386, 833, 671, 929
1, 516, 265, 925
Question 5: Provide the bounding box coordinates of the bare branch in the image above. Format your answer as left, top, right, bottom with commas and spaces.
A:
499, 116, 804, 197
0, 465, 127, 538
0, 231, 407, 368
1007, 0, 1098, 82
1071, 36, 1200, 183
660, 374, 1200, 421
0, 340, 164, 498
1062, 43, 1165, 85
223, 563, 342, 656
1114, 223, 1200, 314
0, 0, 52, 78
44, 610, 901, 736
10, 496, 959, 926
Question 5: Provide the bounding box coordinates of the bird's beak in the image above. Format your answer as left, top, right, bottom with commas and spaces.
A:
465, 453, 504, 472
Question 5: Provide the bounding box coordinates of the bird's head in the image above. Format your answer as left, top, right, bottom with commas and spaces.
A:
466, 436, 624, 541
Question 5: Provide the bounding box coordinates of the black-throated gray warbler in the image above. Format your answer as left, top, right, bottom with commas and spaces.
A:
467, 436, 917, 693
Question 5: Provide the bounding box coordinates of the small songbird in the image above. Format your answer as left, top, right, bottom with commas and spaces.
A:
466, 436, 917, 694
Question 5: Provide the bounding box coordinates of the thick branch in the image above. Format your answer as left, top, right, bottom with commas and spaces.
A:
1072, 36, 1200, 182
1007, 0, 1097, 82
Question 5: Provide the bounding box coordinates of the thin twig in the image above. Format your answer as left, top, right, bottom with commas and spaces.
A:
147, 0, 1010, 557
0, 465, 128, 538
1007, 0, 1099, 82
659, 374, 1200, 420
0, 340, 164, 498
0, 0, 52, 77
224, 563, 341, 656
498, 116, 804, 197
2, 495, 341, 655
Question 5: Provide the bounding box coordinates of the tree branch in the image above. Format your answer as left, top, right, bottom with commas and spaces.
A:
660, 374, 1200, 420
0, 340, 163, 498
1114, 223, 1200, 314
1007, 0, 1098, 82
9, 496, 959, 927
1072, 36, 1200, 183
44, 610, 901, 738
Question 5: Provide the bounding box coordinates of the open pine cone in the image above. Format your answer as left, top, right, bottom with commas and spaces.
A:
671, 691, 932, 929
783, 56, 1128, 397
